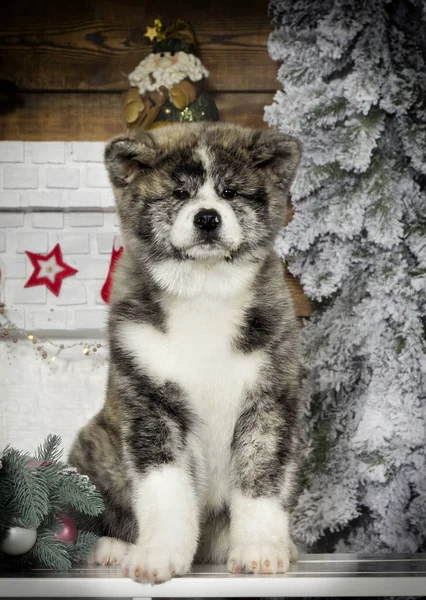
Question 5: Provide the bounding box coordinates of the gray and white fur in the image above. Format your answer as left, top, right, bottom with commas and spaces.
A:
69, 122, 303, 584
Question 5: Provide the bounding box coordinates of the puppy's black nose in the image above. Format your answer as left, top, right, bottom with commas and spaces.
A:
194, 209, 221, 231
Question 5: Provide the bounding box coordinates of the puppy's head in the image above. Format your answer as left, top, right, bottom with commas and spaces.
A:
105, 123, 301, 286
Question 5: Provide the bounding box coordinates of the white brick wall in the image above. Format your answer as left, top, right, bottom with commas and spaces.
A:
46, 167, 80, 189
26, 191, 62, 208
32, 212, 64, 228
0, 191, 20, 207
68, 190, 102, 208
0, 142, 119, 332
4, 166, 39, 189
0, 142, 24, 162
0, 213, 25, 227
29, 142, 66, 164
87, 165, 110, 188
16, 231, 49, 253
72, 142, 105, 162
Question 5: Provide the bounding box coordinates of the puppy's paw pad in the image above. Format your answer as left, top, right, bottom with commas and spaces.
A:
227, 542, 291, 575
88, 537, 131, 567
122, 545, 192, 584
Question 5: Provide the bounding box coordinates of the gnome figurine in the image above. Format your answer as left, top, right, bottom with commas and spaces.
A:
123, 18, 219, 130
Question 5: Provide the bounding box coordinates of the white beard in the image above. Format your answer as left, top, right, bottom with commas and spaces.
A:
128, 51, 208, 94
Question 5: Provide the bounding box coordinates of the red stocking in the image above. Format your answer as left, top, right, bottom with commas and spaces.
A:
101, 236, 124, 304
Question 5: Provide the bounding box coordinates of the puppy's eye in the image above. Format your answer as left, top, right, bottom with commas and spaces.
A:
221, 188, 237, 200
173, 189, 190, 200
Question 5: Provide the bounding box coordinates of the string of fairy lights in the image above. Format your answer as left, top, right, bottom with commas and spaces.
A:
0, 302, 107, 366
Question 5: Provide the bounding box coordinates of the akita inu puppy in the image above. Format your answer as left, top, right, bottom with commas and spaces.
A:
69, 122, 303, 584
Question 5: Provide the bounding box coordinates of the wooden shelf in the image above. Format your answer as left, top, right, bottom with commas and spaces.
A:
2, 554, 426, 597
0, 92, 274, 141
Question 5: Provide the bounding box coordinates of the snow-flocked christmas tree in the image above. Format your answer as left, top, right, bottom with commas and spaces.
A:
265, 0, 426, 552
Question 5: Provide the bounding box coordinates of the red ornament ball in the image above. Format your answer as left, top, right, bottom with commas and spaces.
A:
55, 514, 78, 543
27, 459, 52, 468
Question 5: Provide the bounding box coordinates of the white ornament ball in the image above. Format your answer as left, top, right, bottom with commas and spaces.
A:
0, 527, 37, 555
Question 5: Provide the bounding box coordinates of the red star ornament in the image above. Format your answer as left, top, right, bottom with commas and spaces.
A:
25, 243, 78, 297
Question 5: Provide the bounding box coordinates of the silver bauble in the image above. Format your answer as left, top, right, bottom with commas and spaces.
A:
0, 526, 37, 555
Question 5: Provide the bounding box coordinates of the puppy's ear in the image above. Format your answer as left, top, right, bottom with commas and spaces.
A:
104, 133, 158, 188
252, 130, 302, 185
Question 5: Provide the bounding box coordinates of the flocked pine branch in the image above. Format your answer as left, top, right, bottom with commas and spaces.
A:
265, 0, 426, 553
53, 469, 105, 516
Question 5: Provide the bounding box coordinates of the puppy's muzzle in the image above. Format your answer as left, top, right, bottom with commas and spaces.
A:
194, 209, 221, 232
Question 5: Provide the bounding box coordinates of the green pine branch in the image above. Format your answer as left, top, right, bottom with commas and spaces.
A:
52, 470, 104, 516
31, 529, 71, 571
36, 434, 64, 463
67, 531, 99, 563
1, 435, 104, 570
1, 449, 49, 528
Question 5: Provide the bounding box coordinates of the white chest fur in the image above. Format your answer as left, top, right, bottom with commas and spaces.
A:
120, 291, 265, 509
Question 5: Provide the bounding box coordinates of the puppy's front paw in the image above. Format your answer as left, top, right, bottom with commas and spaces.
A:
88, 536, 131, 566
122, 544, 192, 584
227, 539, 297, 575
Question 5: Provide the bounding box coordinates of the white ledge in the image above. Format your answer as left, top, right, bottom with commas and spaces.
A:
2, 554, 426, 597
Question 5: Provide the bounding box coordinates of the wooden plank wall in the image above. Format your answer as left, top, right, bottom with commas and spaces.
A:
0, 0, 311, 317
